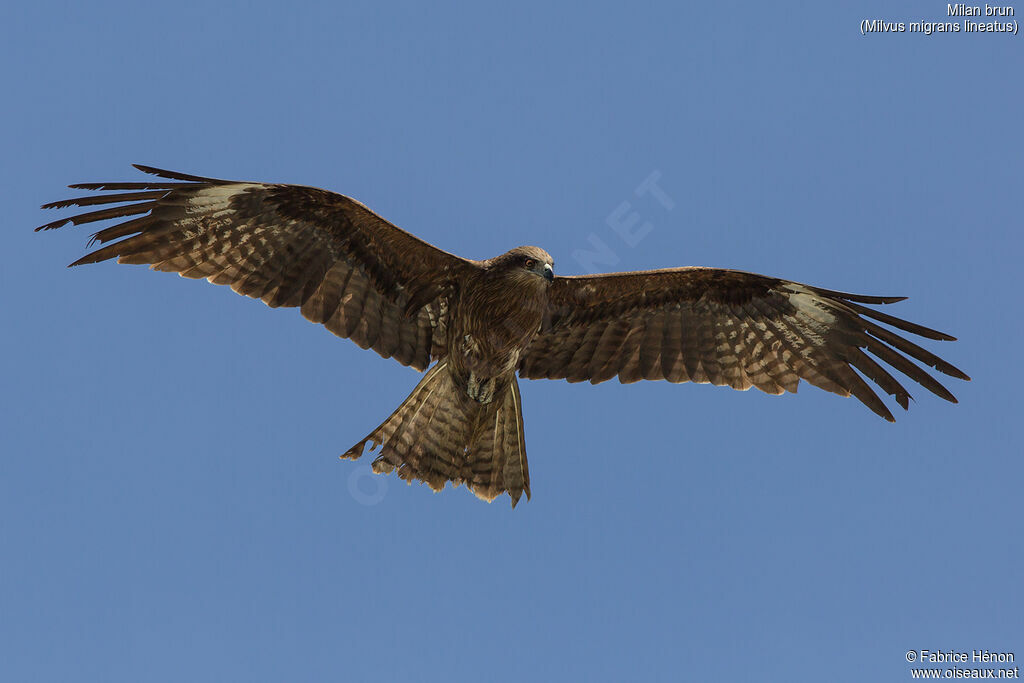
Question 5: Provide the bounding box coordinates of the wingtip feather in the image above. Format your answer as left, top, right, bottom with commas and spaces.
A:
35, 218, 71, 232
131, 164, 218, 183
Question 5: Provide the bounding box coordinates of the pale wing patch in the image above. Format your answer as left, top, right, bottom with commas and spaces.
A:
184, 184, 263, 213
782, 284, 838, 326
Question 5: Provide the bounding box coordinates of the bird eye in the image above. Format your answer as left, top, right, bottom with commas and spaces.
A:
524, 258, 536, 269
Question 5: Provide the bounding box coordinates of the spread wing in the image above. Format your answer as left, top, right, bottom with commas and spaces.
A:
518, 268, 970, 421
38, 165, 478, 371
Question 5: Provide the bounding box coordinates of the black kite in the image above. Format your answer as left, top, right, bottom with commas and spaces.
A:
38, 166, 970, 506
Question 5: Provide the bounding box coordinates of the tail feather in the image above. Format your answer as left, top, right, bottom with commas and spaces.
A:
343, 360, 531, 506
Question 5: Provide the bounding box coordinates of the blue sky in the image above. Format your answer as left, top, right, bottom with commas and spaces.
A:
2, 2, 1021, 681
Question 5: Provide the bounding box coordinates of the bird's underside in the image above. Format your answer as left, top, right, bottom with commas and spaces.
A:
39, 165, 971, 507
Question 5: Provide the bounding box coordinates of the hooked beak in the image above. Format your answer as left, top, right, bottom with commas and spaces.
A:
542, 263, 554, 282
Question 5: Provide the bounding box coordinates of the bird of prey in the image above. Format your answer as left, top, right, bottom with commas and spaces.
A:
38, 165, 970, 507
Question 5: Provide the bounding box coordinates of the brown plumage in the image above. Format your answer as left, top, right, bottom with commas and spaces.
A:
38, 165, 971, 506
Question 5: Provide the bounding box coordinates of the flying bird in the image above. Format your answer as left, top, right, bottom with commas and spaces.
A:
38, 166, 970, 506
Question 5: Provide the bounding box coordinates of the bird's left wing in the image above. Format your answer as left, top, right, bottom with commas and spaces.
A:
518, 268, 969, 421
38, 165, 478, 371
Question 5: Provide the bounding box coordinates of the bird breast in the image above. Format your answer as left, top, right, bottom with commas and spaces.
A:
449, 271, 548, 386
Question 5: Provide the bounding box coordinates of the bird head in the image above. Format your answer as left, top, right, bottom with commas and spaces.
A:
495, 245, 554, 283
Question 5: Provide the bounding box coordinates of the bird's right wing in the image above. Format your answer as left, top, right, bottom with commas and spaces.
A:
38, 165, 479, 371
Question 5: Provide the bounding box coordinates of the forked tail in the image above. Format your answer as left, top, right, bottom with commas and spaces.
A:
342, 360, 531, 506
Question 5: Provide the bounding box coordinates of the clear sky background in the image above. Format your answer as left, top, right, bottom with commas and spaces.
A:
2, 2, 1021, 682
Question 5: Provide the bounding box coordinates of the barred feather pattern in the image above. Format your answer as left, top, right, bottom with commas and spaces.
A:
520, 268, 970, 422
38, 165, 474, 370
343, 361, 531, 506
